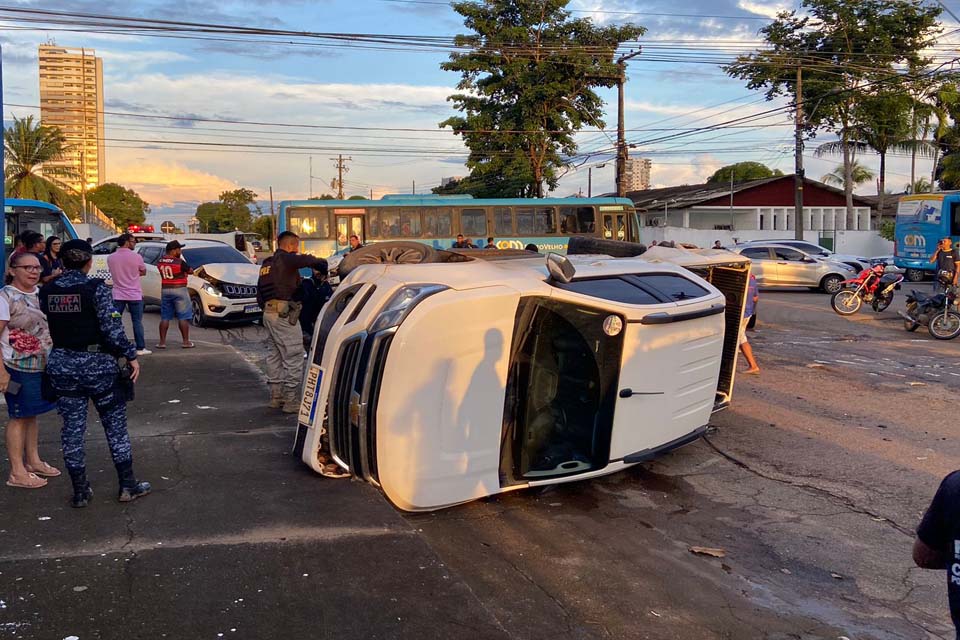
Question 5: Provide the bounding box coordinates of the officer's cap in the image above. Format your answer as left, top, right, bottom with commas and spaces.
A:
61, 239, 93, 255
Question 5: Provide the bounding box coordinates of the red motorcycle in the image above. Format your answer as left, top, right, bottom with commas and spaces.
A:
830, 263, 904, 316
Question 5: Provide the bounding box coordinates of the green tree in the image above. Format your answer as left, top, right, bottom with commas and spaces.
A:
820, 161, 874, 189
440, 0, 644, 197
86, 182, 150, 228
879, 219, 895, 241
906, 176, 932, 193
4, 115, 79, 213
308, 194, 336, 200
347, 195, 368, 200
252, 214, 274, 244
815, 89, 934, 212
196, 188, 258, 232
725, 0, 941, 223
706, 162, 783, 184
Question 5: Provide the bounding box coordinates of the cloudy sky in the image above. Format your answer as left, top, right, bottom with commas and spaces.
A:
4, 0, 958, 227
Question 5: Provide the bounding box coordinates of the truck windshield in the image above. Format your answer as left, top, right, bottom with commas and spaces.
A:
500, 298, 623, 482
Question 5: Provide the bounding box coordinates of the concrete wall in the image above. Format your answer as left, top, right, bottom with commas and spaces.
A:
641, 226, 893, 257
72, 223, 114, 242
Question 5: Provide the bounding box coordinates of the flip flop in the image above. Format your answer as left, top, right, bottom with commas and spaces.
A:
25, 462, 61, 478
7, 473, 47, 489
182, 342, 195, 349
155, 344, 167, 350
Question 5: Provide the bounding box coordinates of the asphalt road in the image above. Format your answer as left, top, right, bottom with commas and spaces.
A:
2, 292, 958, 639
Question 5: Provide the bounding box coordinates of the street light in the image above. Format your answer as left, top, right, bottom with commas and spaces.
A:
588, 163, 607, 198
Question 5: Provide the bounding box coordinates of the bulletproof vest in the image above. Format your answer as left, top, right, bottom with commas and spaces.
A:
40, 279, 104, 350
257, 255, 276, 306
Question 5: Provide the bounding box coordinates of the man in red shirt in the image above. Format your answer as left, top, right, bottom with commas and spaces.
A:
156, 240, 194, 349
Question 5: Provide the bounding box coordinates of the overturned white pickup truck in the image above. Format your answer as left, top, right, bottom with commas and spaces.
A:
293, 238, 751, 511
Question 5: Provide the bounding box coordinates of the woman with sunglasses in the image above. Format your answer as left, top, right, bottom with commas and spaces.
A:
0, 252, 57, 489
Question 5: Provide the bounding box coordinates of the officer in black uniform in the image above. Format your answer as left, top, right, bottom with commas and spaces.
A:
40, 239, 150, 508
257, 231, 328, 412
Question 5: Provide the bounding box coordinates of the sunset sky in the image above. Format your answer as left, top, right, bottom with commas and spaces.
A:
5, 0, 958, 228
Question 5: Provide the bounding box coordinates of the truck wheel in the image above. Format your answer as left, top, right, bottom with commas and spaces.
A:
567, 236, 647, 257
338, 241, 439, 277
905, 268, 926, 282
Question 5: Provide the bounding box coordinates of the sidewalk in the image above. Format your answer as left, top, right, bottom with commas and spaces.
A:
0, 320, 506, 639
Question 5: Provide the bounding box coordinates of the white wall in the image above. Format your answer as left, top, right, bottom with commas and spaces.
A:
72, 223, 114, 242
641, 226, 893, 257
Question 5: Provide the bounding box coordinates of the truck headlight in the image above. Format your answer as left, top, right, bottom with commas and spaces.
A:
369, 284, 447, 333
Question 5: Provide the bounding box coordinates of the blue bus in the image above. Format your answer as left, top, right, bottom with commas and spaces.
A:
894, 193, 960, 281
4, 198, 78, 256
277, 194, 640, 258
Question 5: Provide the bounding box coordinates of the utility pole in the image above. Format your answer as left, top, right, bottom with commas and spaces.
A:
269, 186, 275, 249
588, 163, 607, 198
615, 50, 642, 198
412, 180, 416, 194
794, 64, 805, 241
330, 154, 351, 200
80, 150, 87, 224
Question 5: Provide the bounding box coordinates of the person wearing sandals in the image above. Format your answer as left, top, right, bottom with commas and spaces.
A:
1, 252, 58, 489
40, 240, 149, 507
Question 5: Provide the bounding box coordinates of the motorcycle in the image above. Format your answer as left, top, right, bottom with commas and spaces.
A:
900, 289, 945, 332
928, 287, 960, 340
830, 263, 904, 316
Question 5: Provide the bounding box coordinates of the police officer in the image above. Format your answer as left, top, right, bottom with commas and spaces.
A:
257, 231, 327, 412
39, 239, 150, 508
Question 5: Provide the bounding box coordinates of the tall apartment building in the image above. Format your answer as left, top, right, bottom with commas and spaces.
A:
38, 44, 105, 195
623, 156, 652, 192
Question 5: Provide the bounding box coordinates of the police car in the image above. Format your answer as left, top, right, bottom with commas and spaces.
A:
293, 239, 751, 512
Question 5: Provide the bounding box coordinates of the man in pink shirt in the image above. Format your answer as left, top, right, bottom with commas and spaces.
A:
107, 233, 150, 356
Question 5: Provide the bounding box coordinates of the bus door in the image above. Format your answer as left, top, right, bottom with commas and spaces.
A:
336, 214, 364, 252
601, 212, 627, 241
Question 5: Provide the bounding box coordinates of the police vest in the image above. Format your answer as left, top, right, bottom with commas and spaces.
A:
39, 279, 104, 351
257, 255, 276, 305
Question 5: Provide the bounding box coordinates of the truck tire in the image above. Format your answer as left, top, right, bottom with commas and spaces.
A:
567, 236, 647, 258
337, 241, 440, 277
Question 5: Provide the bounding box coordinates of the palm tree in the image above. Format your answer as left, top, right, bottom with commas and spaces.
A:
906, 177, 932, 193
816, 90, 934, 212
4, 115, 79, 212
820, 161, 875, 190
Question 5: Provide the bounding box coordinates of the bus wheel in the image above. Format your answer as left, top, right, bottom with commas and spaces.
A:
905, 268, 926, 282
338, 241, 440, 277
567, 236, 647, 258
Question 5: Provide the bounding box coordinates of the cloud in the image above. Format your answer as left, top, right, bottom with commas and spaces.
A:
737, 0, 792, 20
98, 49, 191, 71
106, 157, 239, 207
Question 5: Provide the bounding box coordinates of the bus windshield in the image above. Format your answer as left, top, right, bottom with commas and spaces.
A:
5, 203, 74, 251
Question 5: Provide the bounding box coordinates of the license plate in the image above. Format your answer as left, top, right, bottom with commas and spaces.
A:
299, 365, 323, 426
244, 304, 261, 313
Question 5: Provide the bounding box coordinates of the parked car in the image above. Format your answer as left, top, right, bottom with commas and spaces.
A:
293, 240, 752, 512
732, 243, 857, 293
739, 239, 870, 273
134, 240, 261, 326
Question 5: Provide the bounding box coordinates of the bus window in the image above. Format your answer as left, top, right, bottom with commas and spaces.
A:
559, 207, 595, 234
378, 208, 401, 238
423, 209, 452, 237
400, 210, 421, 237
534, 207, 557, 234
461, 208, 487, 236
494, 208, 513, 235
288, 208, 330, 238
516, 208, 534, 235
952, 202, 960, 237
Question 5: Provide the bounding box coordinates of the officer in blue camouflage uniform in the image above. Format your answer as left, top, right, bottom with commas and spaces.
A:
39, 239, 149, 508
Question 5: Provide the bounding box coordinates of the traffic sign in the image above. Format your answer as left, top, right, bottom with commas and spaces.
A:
160, 220, 177, 233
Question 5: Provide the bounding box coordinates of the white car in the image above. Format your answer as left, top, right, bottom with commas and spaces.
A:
134, 240, 261, 326
293, 240, 751, 512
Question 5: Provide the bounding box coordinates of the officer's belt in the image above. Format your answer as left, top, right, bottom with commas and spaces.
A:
57, 345, 108, 353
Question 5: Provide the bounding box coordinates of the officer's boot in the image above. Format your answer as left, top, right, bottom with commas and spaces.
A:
281, 387, 300, 414
268, 384, 284, 409
68, 468, 94, 509
115, 460, 152, 503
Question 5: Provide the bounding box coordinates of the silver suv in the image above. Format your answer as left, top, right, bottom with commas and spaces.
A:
732, 243, 857, 293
